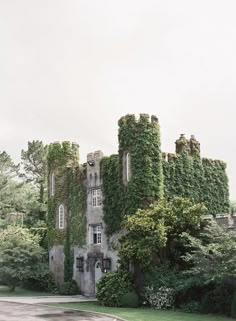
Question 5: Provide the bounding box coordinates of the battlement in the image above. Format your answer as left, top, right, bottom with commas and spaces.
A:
48, 141, 80, 168
118, 113, 159, 127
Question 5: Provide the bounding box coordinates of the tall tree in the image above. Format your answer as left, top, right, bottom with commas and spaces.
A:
182, 221, 236, 285
21, 141, 48, 203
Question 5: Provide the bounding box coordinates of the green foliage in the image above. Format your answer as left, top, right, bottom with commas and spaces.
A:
163, 153, 230, 215
58, 280, 79, 295
96, 271, 133, 307
101, 114, 164, 235
21, 140, 48, 203
231, 291, 236, 318
21, 266, 56, 292
180, 301, 201, 313
119, 197, 206, 268
120, 291, 139, 308
0, 226, 45, 290
47, 142, 86, 282
182, 221, 236, 284
230, 201, 236, 214
119, 114, 164, 216
144, 264, 181, 291
100, 155, 123, 235
200, 284, 234, 316
101, 114, 229, 236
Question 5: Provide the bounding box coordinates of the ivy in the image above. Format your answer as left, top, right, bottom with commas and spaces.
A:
47, 142, 86, 281
101, 114, 163, 236
100, 155, 124, 236
163, 153, 229, 214
101, 115, 230, 235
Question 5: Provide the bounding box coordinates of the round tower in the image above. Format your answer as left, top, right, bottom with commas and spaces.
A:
118, 113, 163, 215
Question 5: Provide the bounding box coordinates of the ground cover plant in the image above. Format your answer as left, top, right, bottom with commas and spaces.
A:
49, 302, 232, 321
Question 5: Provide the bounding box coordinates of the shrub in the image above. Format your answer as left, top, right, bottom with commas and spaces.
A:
144, 264, 180, 290
200, 284, 234, 316
120, 291, 139, 308
59, 280, 79, 295
180, 301, 201, 313
96, 271, 133, 307
231, 291, 236, 318
143, 286, 175, 309
22, 265, 57, 292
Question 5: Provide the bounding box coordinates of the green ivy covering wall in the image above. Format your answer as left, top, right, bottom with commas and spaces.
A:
47, 142, 86, 280
163, 153, 229, 215
101, 114, 164, 236
101, 115, 230, 235
100, 155, 124, 236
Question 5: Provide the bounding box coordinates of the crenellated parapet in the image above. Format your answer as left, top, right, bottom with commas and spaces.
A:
117, 113, 163, 216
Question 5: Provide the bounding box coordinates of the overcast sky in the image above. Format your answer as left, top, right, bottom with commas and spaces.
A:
0, 0, 236, 200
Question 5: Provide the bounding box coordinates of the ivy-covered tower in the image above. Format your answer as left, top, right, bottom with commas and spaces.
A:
118, 113, 164, 216
47, 141, 86, 284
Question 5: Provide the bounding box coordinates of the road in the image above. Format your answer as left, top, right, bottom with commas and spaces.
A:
0, 301, 119, 321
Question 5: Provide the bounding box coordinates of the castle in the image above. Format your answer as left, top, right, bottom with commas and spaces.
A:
47, 114, 230, 296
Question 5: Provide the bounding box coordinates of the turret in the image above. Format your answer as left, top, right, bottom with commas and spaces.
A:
118, 113, 163, 214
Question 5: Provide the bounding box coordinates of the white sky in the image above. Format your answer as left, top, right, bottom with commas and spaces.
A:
0, 0, 236, 199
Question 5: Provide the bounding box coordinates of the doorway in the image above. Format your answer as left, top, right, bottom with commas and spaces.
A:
94, 261, 103, 294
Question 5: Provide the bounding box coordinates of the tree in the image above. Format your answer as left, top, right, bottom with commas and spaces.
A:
119, 197, 206, 269
0, 226, 45, 291
230, 201, 236, 214
182, 221, 236, 285
0, 151, 21, 218
21, 141, 48, 203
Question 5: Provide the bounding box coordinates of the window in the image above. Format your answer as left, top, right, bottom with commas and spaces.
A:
126, 153, 130, 181
50, 173, 55, 196
58, 204, 65, 229
92, 225, 102, 244
92, 189, 102, 207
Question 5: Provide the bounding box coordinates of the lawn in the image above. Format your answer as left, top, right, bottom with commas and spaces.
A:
0, 285, 54, 297
50, 302, 232, 321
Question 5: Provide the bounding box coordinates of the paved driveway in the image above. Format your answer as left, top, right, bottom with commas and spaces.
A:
0, 302, 118, 321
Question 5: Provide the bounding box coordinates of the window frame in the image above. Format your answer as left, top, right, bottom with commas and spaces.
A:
50, 172, 55, 196
92, 188, 102, 207
58, 204, 65, 229
91, 225, 102, 245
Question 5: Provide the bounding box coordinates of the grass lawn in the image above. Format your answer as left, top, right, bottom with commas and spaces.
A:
0, 285, 54, 297
49, 302, 231, 321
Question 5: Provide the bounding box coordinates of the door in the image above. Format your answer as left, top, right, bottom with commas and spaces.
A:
94, 261, 103, 294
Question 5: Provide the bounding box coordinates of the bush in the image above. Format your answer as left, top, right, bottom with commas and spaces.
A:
200, 284, 234, 316
96, 271, 133, 307
231, 291, 236, 318
144, 263, 180, 290
59, 280, 79, 295
22, 265, 57, 292
180, 301, 201, 313
120, 291, 139, 308
143, 286, 175, 309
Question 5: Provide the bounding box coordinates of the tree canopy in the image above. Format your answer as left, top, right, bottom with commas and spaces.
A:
0, 226, 45, 290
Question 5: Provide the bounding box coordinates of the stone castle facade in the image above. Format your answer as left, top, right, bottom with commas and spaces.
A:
48, 114, 230, 296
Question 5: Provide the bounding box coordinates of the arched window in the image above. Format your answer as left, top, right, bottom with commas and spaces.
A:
58, 204, 65, 229
126, 152, 130, 181
50, 173, 55, 196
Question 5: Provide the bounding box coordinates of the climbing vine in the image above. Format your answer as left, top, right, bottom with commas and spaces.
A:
47, 142, 86, 280
100, 155, 124, 236
101, 114, 164, 235
101, 115, 230, 235
163, 153, 229, 214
